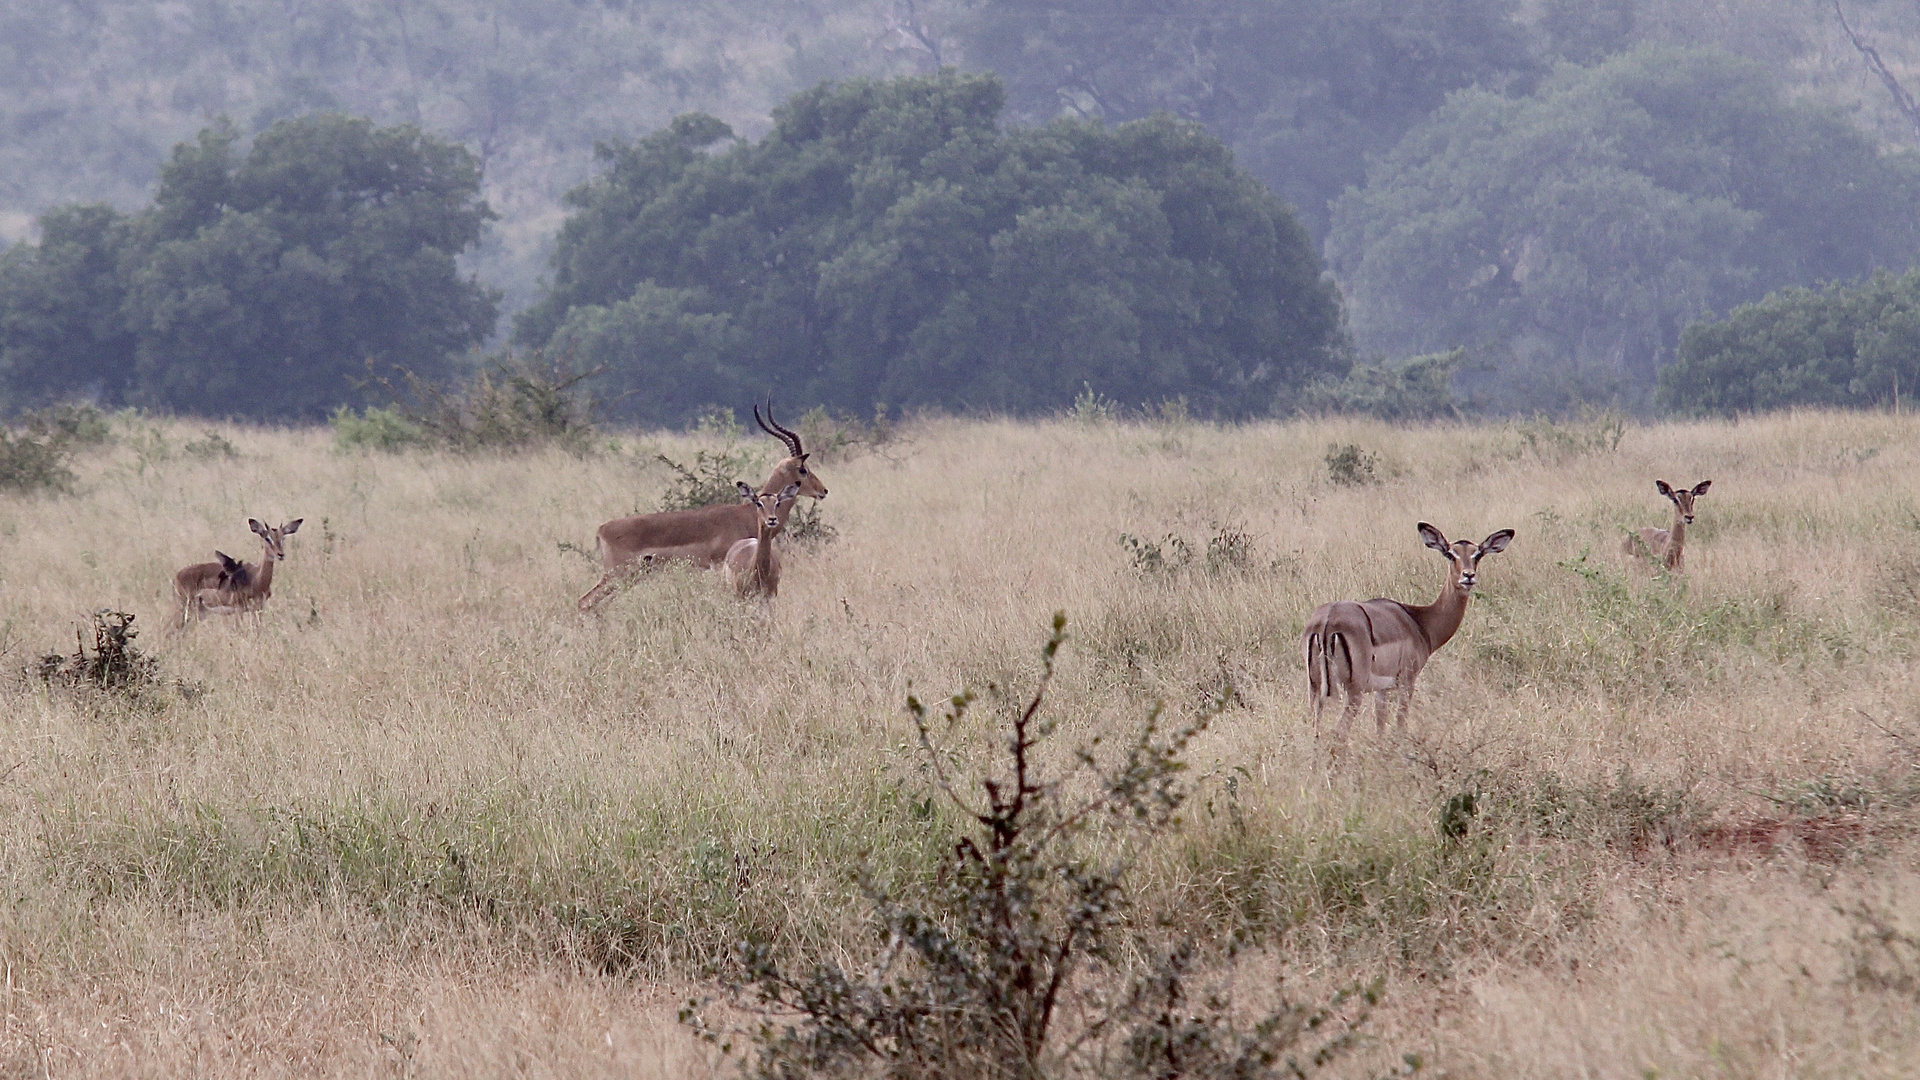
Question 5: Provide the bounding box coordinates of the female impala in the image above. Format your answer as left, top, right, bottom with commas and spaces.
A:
1303, 522, 1514, 744
1622, 479, 1710, 571
172, 518, 303, 627
578, 404, 828, 611
725, 482, 800, 598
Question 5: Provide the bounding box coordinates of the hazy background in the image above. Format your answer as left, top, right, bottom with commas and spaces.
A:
7, 0, 1920, 416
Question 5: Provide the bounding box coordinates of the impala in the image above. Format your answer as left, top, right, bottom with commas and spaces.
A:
1621, 479, 1710, 571
172, 518, 303, 627
726, 481, 800, 598
1303, 522, 1514, 744
577, 404, 828, 611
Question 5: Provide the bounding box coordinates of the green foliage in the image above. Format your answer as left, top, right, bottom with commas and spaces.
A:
1329, 45, 1920, 410
0, 402, 113, 493
24, 402, 114, 447
1323, 443, 1379, 487
950, 0, 1536, 241
1120, 523, 1256, 577
1474, 550, 1847, 697
359, 351, 603, 455
1510, 409, 1626, 462
655, 411, 769, 511
1304, 348, 1465, 421
1662, 268, 1920, 413
329, 406, 428, 453
782, 501, 838, 548
181, 431, 239, 460
1, 115, 498, 419
0, 425, 75, 494
792, 405, 894, 463
0, 205, 138, 408
519, 71, 1346, 420
685, 615, 1376, 1079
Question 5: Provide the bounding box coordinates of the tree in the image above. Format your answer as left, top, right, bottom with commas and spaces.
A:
945, 0, 1537, 240
519, 71, 1345, 421
0, 114, 499, 418
1661, 269, 1920, 413
0, 204, 139, 406
1327, 45, 1920, 410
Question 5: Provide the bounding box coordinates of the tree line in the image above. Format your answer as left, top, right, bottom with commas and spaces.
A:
6, 41, 1920, 420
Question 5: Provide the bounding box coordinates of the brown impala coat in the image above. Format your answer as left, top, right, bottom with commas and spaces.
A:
577, 405, 828, 611
172, 518, 302, 628
1303, 522, 1514, 743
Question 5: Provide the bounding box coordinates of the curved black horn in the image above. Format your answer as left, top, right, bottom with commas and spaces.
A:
756, 400, 804, 457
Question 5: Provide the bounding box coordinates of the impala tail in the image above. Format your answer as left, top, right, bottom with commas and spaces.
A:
1304, 628, 1348, 701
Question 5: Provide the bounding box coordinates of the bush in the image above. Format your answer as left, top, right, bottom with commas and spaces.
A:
0, 426, 76, 493
1324, 443, 1379, 487
655, 410, 769, 512
1303, 348, 1465, 421
1662, 268, 1920, 414
685, 615, 1384, 1079
31, 610, 160, 697
330, 406, 427, 453
354, 350, 603, 454
0, 401, 113, 493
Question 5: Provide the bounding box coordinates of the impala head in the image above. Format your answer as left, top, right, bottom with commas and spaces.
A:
1418, 522, 1515, 591
756, 402, 829, 500
1655, 479, 1711, 524
734, 481, 801, 534
248, 518, 303, 561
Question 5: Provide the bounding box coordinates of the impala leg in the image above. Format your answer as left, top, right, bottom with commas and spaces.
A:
1332, 687, 1362, 746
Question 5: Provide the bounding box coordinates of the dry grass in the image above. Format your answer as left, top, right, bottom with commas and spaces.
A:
0, 408, 1916, 1076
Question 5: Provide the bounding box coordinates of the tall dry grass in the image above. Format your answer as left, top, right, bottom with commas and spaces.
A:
0, 408, 1915, 1076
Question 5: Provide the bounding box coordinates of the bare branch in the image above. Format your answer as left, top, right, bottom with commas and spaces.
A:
1835, 0, 1920, 143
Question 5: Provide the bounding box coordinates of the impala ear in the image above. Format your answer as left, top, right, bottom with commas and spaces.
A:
283, 519, 302, 534
1655, 480, 1675, 499
736, 481, 756, 501
1417, 522, 1452, 556
1480, 529, 1515, 555
249, 518, 267, 537
1691, 480, 1711, 497
780, 482, 801, 502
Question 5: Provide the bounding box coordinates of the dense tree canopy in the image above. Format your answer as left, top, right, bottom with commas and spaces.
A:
518, 71, 1345, 422
0, 114, 498, 418
946, 0, 1535, 240
1327, 46, 1920, 408
1661, 270, 1920, 414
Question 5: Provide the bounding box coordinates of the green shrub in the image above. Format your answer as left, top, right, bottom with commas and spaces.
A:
359, 349, 603, 454
330, 406, 427, 452
655, 409, 768, 511
1304, 348, 1465, 421
1324, 443, 1378, 486
0, 426, 76, 493
685, 615, 1385, 1079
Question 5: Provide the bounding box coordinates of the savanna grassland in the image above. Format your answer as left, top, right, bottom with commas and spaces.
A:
0, 409, 1918, 1077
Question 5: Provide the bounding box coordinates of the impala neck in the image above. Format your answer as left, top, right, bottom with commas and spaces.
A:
1666, 505, 1687, 566
252, 539, 277, 596
1406, 577, 1471, 653
754, 518, 775, 579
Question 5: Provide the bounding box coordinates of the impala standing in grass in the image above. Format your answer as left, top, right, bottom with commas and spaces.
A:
578, 405, 828, 611
725, 482, 800, 599
172, 518, 303, 628
1303, 522, 1514, 745
1622, 479, 1710, 571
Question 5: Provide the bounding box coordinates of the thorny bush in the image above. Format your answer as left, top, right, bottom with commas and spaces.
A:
684, 614, 1393, 1079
